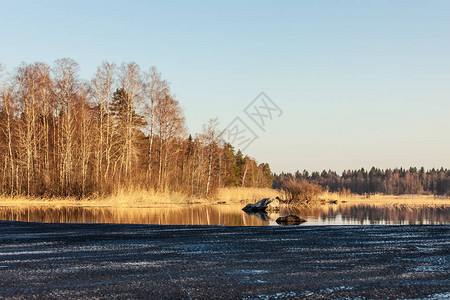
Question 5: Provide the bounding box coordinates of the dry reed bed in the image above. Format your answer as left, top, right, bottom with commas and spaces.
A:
321, 192, 450, 208
0, 188, 280, 208
0, 188, 448, 209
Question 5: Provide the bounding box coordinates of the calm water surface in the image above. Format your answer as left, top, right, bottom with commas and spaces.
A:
0, 204, 448, 226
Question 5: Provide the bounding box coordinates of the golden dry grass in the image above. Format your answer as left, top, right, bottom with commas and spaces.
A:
216, 187, 282, 205
0, 188, 448, 209
0, 190, 205, 208
0, 187, 282, 208
321, 191, 450, 208
0, 187, 281, 208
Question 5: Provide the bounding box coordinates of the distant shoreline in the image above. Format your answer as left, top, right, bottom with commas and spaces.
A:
0, 187, 448, 209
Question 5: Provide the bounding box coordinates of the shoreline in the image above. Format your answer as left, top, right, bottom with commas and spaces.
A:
0, 190, 449, 209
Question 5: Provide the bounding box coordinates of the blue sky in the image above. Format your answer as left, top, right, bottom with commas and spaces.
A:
1, 0, 449, 173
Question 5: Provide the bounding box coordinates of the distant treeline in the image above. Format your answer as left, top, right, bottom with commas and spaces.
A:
0, 60, 272, 197
273, 167, 450, 195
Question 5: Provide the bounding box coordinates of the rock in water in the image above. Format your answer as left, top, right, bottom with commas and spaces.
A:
242, 197, 280, 212
276, 214, 306, 225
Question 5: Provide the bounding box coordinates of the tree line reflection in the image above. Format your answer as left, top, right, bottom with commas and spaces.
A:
0, 204, 447, 226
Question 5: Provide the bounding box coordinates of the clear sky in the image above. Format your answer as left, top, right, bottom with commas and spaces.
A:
1, 0, 449, 174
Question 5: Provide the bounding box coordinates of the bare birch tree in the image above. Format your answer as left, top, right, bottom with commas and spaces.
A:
15, 63, 43, 195
76, 84, 94, 197
201, 118, 221, 196
0, 77, 16, 195
33, 63, 53, 192
92, 61, 116, 192
143, 66, 167, 188
115, 62, 144, 186
154, 92, 186, 191
53, 58, 79, 195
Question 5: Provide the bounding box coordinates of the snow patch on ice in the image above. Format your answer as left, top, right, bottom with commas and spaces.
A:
243, 291, 297, 299
408, 265, 446, 272
417, 292, 450, 299
317, 286, 355, 294
226, 269, 270, 275
0, 250, 58, 256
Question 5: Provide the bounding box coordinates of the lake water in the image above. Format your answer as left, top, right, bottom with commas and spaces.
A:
0, 204, 448, 226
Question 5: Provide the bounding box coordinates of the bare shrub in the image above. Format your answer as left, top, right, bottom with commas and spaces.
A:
282, 178, 322, 205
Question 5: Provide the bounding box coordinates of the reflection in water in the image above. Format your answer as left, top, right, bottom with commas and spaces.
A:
0, 204, 448, 226
0, 205, 268, 226
286, 204, 449, 225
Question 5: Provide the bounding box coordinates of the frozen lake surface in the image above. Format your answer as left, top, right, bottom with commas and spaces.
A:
0, 222, 448, 299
